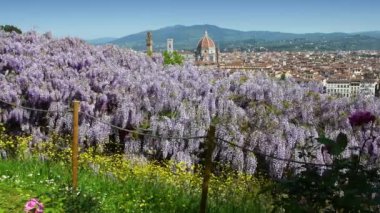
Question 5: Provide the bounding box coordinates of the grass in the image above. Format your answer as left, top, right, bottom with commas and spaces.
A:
0, 158, 272, 212
0, 128, 272, 212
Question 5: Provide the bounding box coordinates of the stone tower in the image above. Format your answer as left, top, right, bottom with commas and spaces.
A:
146, 32, 153, 54
216, 44, 220, 68
167, 38, 174, 53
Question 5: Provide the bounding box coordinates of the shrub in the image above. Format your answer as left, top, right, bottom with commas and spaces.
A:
271, 111, 380, 212
0, 25, 22, 34
163, 50, 184, 65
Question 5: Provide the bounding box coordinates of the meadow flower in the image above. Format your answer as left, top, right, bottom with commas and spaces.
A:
24, 198, 44, 213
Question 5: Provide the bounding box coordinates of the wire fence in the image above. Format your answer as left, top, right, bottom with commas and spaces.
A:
0, 98, 71, 113
82, 112, 207, 140
0, 98, 331, 167
216, 137, 331, 167
3, 98, 376, 212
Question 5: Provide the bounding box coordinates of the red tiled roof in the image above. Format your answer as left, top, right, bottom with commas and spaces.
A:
197, 31, 215, 49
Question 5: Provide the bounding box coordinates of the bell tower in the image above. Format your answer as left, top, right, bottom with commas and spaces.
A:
146, 32, 153, 55
167, 38, 174, 53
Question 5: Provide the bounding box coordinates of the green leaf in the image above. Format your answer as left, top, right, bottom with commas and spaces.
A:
317, 133, 348, 156
330, 132, 348, 156
316, 137, 334, 145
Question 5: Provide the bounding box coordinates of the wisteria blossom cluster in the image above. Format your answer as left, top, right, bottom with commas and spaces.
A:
1, 30, 380, 177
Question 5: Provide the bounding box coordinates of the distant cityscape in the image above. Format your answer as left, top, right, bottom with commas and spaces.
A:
89, 24, 380, 98
142, 29, 380, 98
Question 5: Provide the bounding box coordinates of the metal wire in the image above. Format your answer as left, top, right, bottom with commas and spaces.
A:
216, 137, 331, 167
0, 98, 72, 113
81, 112, 207, 140
0, 98, 355, 168
0, 98, 206, 140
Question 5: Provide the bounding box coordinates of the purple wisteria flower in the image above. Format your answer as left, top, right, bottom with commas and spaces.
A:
4, 30, 380, 177
24, 198, 44, 213
349, 110, 376, 127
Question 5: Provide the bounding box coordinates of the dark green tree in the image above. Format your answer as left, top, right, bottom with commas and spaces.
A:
0, 25, 22, 34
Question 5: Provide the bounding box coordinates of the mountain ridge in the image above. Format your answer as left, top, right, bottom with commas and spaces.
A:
89, 25, 380, 51
87, 37, 118, 45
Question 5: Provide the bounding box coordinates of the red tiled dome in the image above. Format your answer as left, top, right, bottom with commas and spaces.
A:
197, 31, 215, 50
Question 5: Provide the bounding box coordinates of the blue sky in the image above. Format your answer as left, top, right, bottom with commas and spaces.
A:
1, 0, 379, 39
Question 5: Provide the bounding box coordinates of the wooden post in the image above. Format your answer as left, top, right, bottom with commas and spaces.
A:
72, 100, 80, 191
199, 125, 216, 213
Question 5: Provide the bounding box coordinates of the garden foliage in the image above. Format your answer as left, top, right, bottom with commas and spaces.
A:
271, 111, 380, 212
163, 51, 184, 65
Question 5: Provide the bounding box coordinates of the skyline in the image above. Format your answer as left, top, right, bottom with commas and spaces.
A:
1, 0, 380, 39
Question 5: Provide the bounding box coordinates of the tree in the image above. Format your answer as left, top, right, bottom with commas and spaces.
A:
163, 51, 184, 65
0, 25, 22, 34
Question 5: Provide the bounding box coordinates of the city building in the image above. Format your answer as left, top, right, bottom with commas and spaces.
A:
325, 79, 378, 97
195, 31, 217, 64
178, 50, 195, 62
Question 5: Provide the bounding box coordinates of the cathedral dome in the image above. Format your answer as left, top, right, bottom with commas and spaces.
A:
197, 31, 215, 50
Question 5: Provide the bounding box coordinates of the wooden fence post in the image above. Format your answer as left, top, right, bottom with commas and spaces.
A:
199, 125, 216, 213
72, 100, 80, 191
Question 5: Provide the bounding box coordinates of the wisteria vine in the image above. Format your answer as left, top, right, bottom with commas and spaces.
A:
1, 30, 380, 177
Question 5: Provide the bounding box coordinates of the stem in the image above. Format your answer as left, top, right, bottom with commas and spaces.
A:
358, 122, 375, 162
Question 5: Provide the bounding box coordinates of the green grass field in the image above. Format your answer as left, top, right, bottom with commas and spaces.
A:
0, 158, 272, 212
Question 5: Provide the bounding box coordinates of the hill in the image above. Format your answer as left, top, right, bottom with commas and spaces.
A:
110, 24, 301, 50
356, 31, 380, 39
104, 25, 380, 51
86, 37, 117, 45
